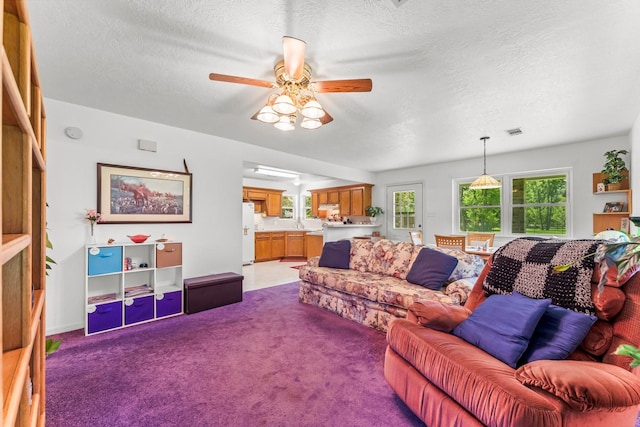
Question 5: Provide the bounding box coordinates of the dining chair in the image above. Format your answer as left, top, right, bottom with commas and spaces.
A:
434, 234, 466, 252
466, 232, 495, 247
409, 231, 423, 245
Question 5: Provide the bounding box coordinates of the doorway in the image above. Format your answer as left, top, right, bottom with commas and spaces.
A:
385, 183, 423, 242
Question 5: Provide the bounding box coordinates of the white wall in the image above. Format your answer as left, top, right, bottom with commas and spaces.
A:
45, 99, 372, 334
371, 135, 632, 245
630, 113, 640, 218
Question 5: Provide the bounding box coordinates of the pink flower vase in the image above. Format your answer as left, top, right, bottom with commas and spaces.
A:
88, 221, 96, 245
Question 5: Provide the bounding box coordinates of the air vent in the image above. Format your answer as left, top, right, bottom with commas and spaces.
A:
505, 127, 523, 136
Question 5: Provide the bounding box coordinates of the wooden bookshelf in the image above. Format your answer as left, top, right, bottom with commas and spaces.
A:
592, 172, 632, 234
2, 1, 47, 425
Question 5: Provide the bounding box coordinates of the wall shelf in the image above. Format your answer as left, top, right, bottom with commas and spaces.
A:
592, 172, 632, 234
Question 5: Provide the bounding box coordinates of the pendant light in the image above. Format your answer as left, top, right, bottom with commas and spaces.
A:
469, 136, 501, 189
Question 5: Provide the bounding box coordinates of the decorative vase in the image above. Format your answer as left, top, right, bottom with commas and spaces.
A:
88, 222, 96, 245
370, 216, 377, 224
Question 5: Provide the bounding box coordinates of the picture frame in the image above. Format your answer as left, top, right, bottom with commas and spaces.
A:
596, 183, 606, 193
97, 163, 192, 224
621, 217, 630, 234
603, 202, 624, 213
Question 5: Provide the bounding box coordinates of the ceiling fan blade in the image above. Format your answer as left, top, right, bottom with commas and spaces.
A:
282, 36, 306, 80
209, 73, 274, 89
314, 79, 373, 93
320, 110, 333, 125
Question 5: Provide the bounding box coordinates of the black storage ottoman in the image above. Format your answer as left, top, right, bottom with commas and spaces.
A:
184, 272, 243, 314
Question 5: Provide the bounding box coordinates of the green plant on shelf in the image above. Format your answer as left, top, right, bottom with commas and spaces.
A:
601, 149, 628, 185
365, 206, 384, 217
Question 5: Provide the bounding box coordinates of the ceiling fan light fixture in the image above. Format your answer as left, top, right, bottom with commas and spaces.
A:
273, 94, 296, 115
300, 117, 322, 130
256, 105, 279, 124
469, 136, 501, 190
301, 99, 325, 119
274, 115, 296, 131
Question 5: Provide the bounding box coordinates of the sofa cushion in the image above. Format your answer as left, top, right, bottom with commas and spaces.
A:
406, 248, 458, 290
319, 240, 351, 269
592, 283, 626, 320
452, 292, 551, 368
349, 239, 374, 272
594, 261, 640, 288
520, 305, 597, 364
515, 360, 640, 411
579, 320, 614, 356
367, 240, 415, 279
483, 238, 600, 314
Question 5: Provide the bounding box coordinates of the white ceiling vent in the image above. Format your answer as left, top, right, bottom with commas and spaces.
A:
505, 127, 523, 136
390, 0, 410, 7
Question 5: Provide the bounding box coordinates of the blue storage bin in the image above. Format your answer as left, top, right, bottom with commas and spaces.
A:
156, 291, 182, 317
125, 295, 154, 325
87, 301, 123, 334
88, 246, 123, 276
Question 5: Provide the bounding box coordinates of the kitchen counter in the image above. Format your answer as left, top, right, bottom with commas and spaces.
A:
322, 223, 382, 242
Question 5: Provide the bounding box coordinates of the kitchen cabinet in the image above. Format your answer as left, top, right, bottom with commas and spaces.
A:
592, 172, 632, 233
243, 187, 285, 217
306, 234, 324, 260
255, 232, 286, 261
266, 192, 283, 217
310, 184, 373, 217
286, 232, 306, 257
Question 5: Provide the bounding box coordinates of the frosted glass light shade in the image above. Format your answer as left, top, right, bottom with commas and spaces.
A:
469, 174, 501, 189
274, 115, 295, 131
301, 100, 325, 119
300, 117, 322, 130
256, 105, 279, 123
272, 94, 296, 115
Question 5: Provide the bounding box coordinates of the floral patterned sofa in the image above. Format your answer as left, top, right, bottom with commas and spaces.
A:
298, 239, 485, 332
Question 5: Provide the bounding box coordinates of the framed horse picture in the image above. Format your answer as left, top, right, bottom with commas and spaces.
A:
97, 163, 192, 223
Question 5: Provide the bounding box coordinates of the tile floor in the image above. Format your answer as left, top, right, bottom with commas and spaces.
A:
242, 259, 306, 292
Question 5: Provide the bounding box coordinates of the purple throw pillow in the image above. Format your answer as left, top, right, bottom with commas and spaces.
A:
318, 240, 351, 269
406, 248, 459, 290
519, 305, 597, 364
452, 292, 551, 368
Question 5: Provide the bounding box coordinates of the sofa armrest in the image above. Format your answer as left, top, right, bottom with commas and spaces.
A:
444, 278, 476, 304
407, 300, 471, 332
307, 256, 320, 267
515, 360, 640, 411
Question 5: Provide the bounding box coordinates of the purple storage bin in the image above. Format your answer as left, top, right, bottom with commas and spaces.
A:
88, 301, 123, 334
124, 295, 154, 325
156, 290, 182, 317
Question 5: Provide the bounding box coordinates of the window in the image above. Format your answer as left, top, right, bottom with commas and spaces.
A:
456, 169, 570, 236
281, 195, 294, 219
304, 195, 313, 219
385, 183, 423, 241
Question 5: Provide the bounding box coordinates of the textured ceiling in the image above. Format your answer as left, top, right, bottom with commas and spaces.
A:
28, 0, 640, 174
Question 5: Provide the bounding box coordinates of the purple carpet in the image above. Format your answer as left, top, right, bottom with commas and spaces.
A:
46, 282, 423, 427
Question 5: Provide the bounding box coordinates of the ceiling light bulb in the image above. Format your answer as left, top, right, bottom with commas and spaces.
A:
301, 100, 325, 119
300, 117, 322, 130
272, 94, 296, 115
274, 115, 295, 131
256, 105, 279, 124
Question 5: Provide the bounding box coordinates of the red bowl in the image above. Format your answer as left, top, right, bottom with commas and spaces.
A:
128, 234, 150, 244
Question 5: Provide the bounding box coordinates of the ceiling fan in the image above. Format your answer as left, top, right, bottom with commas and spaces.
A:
209, 36, 373, 131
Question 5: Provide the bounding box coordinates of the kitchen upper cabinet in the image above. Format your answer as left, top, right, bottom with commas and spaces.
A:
266, 192, 282, 217
243, 187, 285, 217
311, 184, 373, 217
327, 191, 340, 204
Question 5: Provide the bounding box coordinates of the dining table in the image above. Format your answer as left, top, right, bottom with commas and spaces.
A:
465, 246, 497, 261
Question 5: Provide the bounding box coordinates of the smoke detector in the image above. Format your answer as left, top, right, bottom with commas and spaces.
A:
390, 0, 410, 7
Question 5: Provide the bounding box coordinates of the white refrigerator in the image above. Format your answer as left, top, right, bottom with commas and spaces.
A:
242, 202, 255, 265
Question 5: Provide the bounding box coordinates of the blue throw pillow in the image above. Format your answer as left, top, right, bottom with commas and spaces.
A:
318, 240, 351, 269
519, 305, 597, 364
406, 248, 459, 290
452, 292, 551, 368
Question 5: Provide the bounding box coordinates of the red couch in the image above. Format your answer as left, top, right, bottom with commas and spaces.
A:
384, 256, 640, 426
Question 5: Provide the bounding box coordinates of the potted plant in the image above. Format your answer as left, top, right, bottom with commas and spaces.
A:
601, 149, 629, 191
366, 206, 383, 223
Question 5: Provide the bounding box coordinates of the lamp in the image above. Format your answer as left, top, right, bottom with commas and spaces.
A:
253, 166, 298, 179
469, 136, 501, 189
257, 85, 326, 131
